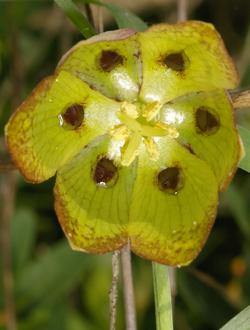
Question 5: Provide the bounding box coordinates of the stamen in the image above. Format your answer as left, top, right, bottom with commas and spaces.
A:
155, 122, 179, 138
144, 137, 159, 161
121, 133, 141, 166
143, 102, 162, 121
119, 112, 170, 137
120, 101, 138, 119
141, 124, 169, 137
118, 112, 141, 132
109, 124, 129, 140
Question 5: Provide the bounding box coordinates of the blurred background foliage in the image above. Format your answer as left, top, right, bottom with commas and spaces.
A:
0, 0, 250, 329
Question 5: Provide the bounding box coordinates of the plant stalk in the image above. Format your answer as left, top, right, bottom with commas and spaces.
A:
152, 263, 173, 330
121, 243, 137, 330
109, 250, 120, 330
177, 0, 187, 22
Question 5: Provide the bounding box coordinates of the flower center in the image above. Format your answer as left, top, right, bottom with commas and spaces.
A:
109, 101, 179, 166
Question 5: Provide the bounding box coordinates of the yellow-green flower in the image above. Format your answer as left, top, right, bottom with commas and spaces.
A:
5, 21, 243, 266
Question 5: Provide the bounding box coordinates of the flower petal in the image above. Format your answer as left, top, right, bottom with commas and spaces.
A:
58, 29, 140, 102
139, 21, 239, 103
54, 137, 136, 253
5, 71, 120, 182
161, 90, 241, 190
129, 137, 218, 266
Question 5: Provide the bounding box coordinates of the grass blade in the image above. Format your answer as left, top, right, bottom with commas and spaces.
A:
223, 184, 250, 239
79, 0, 148, 31
101, 2, 148, 31
55, 0, 95, 38
238, 125, 250, 173
220, 306, 250, 330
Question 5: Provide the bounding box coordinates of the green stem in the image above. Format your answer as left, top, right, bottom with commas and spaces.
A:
152, 262, 173, 330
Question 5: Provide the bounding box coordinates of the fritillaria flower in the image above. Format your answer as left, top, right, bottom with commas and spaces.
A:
5, 21, 243, 266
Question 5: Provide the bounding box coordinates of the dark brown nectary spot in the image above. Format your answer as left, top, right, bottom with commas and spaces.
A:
99, 50, 123, 72
157, 167, 183, 194
163, 52, 186, 71
94, 157, 118, 186
62, 104, 84, 129
195, 107, 219, 134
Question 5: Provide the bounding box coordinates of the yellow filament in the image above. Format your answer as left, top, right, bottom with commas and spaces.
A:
118, 112, 141, 132
143, 101, 162, 121
144, 137, 159, 161
155, 122, 179, 138
109, 124, 129, 140
120, 101, 138, 119
121, 133, 141, 166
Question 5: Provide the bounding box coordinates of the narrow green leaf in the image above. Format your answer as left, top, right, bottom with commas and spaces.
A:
220, 306, 250, 330
67, 309, 97, 330
18, 303, 67, 330
101, 2, 148, 31
78, 0, 148, 31
238, 125, 250, 172
152, 263, 173, 330
55, 0, 95, 38
177, 270, 236, 328
15, 241, 95, 309
223, 184, 250, 240
11, 208, 37, 275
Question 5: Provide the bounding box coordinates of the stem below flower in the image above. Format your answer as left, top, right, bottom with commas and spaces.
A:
109, 250, 120, 330
121, 243, 137, 330
152, 263, 173, 330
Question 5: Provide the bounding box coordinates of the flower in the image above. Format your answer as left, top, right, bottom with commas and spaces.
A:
5, 21, 242, 266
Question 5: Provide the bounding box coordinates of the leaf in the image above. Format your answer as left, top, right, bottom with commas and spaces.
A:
152, 263, 173, 330
223, 184, 250, 239
11, 208, 37, 275
241, 64, 250, 88
0, 257, 3, 308
220, 306, 250, 330
66, 309, 97, 330
54, 0, 95, 38
18, 303, 67, 330
238, 125, 250, 172
103, 2, 147, 31
18, 303, 96, 330
40, 303, 67, 330
84, 261, 112, 328
15, 241, 95, 309
78, 0, 148, 31
177, 270, 237, 328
